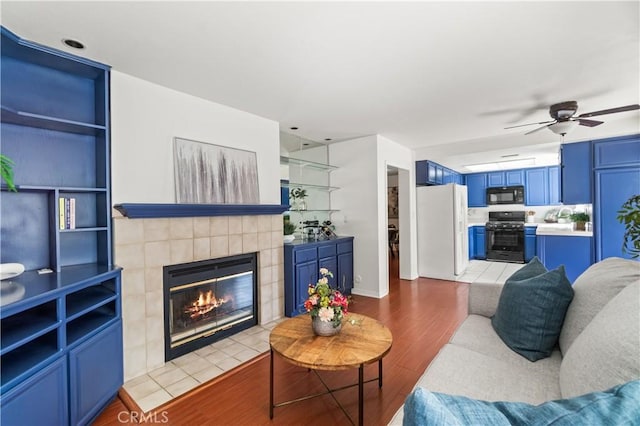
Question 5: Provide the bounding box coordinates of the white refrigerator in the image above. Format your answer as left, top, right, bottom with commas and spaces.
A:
417, 184, 469, 281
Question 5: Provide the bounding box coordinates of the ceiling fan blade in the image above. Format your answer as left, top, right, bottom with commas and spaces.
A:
504, 120, 554, 130
577, 104, 640, 118
524, 124, 551, 135
578, 118, 604, 127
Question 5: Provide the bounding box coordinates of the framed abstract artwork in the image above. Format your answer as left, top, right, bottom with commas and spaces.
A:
174, 137, 260, 204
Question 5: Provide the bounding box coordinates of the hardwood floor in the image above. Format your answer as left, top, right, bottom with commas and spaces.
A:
94, 255, 469, 425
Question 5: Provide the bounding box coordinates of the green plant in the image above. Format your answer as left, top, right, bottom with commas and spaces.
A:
0, 154, 17, 192
617, 195, 640, 258
283, 221, 297, 236
569, 212, 590, 223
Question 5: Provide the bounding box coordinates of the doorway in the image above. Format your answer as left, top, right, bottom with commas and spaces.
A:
387, 167, 400, 281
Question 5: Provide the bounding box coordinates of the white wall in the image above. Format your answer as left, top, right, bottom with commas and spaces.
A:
110, 71, 280, 205
329, 134, 417, 298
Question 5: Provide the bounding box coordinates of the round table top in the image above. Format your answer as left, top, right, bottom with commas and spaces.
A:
269, 312, 393, 371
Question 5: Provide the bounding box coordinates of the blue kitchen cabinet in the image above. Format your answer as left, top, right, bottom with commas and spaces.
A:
525, 166, 560, 206
506, 170, 525, 186
466, 173, 488, 207
537, 235, 593, 283
417, 160, 462, 186
594, 135, 640, 168
561, 141, 592, 204
468, 227, 475, 259
474, 226, 486, 259
487, 172, 505, 187
284, 237, 354, 317
594, 167, 640, 261
524, 226, 537, 262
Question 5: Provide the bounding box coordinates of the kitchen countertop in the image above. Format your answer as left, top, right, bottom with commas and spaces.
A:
535, 223, 593, 237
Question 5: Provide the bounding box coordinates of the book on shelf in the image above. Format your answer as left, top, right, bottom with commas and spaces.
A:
58, 197, 76, 230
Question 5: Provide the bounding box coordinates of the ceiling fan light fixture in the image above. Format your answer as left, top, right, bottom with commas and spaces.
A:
548, 120, 579, 135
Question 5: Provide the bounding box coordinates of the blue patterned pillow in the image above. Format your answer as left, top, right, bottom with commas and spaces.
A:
491, 263, 573, 361
403, 381, 640, 426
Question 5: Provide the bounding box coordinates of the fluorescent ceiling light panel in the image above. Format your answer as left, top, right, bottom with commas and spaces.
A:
465, 158, 536, 172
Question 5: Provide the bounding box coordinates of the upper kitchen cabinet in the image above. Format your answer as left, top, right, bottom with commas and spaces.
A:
561, 141, 592, 205
593, 135, 640, 168
465, 173, 487, 207
525, 166, 560, 206
487, 170, 524, 187
416, 160, 462, 186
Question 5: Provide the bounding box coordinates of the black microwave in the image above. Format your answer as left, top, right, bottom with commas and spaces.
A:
486, 186, 525, 205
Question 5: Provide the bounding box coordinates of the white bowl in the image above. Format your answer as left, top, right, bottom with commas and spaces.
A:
0, 263, 25, 281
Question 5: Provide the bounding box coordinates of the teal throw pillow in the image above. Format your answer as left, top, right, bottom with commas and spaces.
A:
403, 381, 640, 426
505, 256, 547, 282
491, 262, 573, 361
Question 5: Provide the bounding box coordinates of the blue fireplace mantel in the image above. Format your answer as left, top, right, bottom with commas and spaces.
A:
114, 203, 290, 219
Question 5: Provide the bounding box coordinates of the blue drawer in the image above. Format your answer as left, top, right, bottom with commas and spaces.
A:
318, 245, 336, 258
295, 248, 317, 263
337, 241, 353, 254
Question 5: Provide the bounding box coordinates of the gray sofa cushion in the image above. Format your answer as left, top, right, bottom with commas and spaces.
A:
560, 282, 640, 398
559, 257, 640, 355
491, 265, 573, 361
450, 315, 562, 374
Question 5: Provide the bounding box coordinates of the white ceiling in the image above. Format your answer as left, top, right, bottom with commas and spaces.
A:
2, 1, 639, 171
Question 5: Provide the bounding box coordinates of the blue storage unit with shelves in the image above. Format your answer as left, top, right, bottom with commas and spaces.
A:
284, 237, 354, 317
0, 27, 121, 425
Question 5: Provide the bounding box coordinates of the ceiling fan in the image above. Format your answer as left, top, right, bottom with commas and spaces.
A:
504, 101, 640, 136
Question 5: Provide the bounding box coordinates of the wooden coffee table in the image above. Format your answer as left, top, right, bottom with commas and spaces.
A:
269, 312, 393, 426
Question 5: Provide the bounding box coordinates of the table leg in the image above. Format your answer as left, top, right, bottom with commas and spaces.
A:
359, 364, 364, 426
269, 348, 274, 419
379, 359, 383, 388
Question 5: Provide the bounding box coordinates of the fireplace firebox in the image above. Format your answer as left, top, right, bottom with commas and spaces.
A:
163, 253, 258, 361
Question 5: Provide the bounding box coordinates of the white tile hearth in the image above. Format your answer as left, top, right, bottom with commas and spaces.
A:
123, 320, 281, 413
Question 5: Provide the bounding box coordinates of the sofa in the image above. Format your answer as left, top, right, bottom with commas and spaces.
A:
390, 257, 640, 424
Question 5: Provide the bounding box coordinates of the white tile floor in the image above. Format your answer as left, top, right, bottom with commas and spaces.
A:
455, 260, 525, 284
123, 319, 283, 413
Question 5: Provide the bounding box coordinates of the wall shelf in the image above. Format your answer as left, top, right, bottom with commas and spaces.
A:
114, 203, 289, 218
280, 156, 338, 172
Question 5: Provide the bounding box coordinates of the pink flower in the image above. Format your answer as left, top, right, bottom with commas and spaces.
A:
318, 306, 334, 322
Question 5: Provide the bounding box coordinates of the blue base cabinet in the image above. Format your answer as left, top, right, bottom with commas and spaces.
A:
284, 237, 354, 317
524, 226, 537, 262
468, 226, 486, 259
537, 235, 593, 283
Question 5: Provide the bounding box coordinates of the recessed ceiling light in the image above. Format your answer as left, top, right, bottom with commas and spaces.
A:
289, 127, 298, 130
62, 38, 85, 49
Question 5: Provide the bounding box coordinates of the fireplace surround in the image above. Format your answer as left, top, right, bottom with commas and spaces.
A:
113, 209, 285, 381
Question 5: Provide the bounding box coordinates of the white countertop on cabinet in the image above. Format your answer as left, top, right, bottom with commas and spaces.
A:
535, 223, 593, 237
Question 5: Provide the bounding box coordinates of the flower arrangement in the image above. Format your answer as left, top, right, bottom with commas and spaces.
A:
304, 268, 348, 328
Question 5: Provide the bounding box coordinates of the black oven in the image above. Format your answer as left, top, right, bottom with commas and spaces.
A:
487, 186, 525, 205
485, 211, 525, 263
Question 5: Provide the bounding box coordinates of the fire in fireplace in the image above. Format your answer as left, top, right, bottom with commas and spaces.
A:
163, 253, 258, 361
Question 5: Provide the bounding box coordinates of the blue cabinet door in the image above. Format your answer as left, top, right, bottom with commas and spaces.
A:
337, 252, 353, 295
506, 170, 524, 186
548, 166, 560, 205
475, 227, 486, 259
466, 173, 487, 207
69, 320, 123, 426
594, 167, 640, 261
525, 167, 548, 206
468, 227, 475, 259
0, 357, 68, 426
319, 256, 338, 287
594, 136, 640, 168
561, 141, 592, 204
295, 260, 318, 315
487, 172, 505, 187
524, 227, 537, 262
537, 235, 593, 283
427, 162, 438, 184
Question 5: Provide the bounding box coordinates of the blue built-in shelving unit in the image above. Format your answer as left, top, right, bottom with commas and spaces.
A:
0, 26, 122, 425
